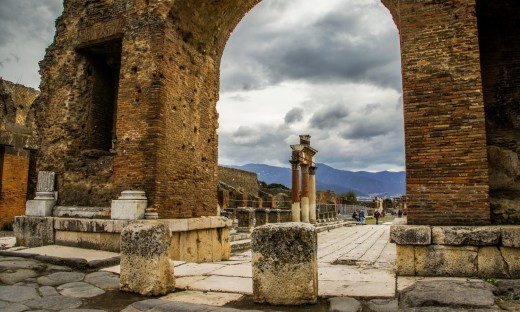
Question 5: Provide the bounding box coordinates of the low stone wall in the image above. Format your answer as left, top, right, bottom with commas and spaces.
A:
390, 225, 520, 278
14, 216, 232, 263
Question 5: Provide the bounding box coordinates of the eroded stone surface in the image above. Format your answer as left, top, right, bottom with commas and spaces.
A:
57, 281, 105, 298
390, 226, 431, 245
252, 222, 318, 305
120, 223, 175, 296
0, 285, 40, 302
414, 245, 478, 277
328, 297, 362, 312
501, 226, 520, 247
431, 226, 500, 246
84, 271, 120, 290
24, 295, 83, 310
37, 272, 85, 286
399, 280, 497, 309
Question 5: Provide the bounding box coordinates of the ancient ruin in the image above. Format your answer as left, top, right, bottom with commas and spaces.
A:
5, 0, 519, 278
290, 135, 318, 223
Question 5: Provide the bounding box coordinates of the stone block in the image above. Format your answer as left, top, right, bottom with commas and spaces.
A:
111, 200, 147, 220
396, 245, 415, 276
501, 247, 520, 278
432, 226, 500, 246
279, 210, 292, 222
211, 228, 223, 262
477, 247, 510, 278
25, 199, 55, 217
252, 222, 318, 305
390, 225, 431, 245
236, 208, 255, 230
55, 230, 79, 246
221, 227, 231, 261
187, 217, 211, 231
179, 231, 199, 262
169, 232, 181, 260
14, 216, 55, 247
415, 245, 478, 277
268, 209, 281, 224
501, 226, 520, 247
197, 229, 214, 263
255, 209, 269, 226
120, 223, 175, 296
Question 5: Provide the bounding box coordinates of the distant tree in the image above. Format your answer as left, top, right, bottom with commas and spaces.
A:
267, 183, 289, 190
343, 191, 357, 204
383, 198, 393, 208
259, 181, 268, 188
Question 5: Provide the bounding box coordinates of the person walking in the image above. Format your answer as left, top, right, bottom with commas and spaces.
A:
359, 209, 365, 225
374, 209, 381, 225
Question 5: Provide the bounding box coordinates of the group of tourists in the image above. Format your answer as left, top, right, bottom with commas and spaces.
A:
351, 209, 385, 225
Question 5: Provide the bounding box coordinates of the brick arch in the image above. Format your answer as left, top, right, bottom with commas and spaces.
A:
33, 0, 497, 225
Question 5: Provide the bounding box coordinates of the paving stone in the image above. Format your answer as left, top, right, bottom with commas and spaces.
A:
0, 285, 40, 302
37, 271, 85, 286
38, 285, 59, 296
84, 271, 120, 290
45, 264, 72, 272
60, 309, 107, 312
367, 298, 399, 312
0, 269, 39, 284
328, 297, 362, 312
0, 259, 46, 271
24, 295, 83, 310
496, 279, 520, 299
160, 291, 244, 306
189, 275, 252, 294
399, 280, 497, 309
174, 263, 225, 277
57, 282, 105, 298
0, 300, 30, 312
210, 264, 252, 278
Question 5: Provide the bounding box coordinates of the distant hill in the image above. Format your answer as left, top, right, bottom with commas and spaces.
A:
224, 163, 405, 197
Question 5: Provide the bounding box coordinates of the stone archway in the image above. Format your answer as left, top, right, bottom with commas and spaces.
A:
31, 0, 517, 228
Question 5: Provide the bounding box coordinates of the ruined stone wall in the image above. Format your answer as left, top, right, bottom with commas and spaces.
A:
395, 0, 490, 225
478, 1, 520, 224
218, 166, 259, 197
0, 79, 39, 226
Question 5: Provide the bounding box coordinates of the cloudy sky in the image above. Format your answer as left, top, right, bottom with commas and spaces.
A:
0, 0, 404, 172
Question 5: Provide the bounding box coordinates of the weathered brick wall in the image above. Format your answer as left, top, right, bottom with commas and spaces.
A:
218, 166, 259, 197
478, 1, 520, 224
383, 0, 490, 225
0, 79, 38, 226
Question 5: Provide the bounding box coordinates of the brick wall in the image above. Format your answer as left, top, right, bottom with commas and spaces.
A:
396, 0, 490, 225
218, 166, 259, 197
0, 148, 30, 226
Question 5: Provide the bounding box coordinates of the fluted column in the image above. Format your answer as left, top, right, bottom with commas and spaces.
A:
309, 166, 317, 224
290, 160, 301, 222
301, 164, 310, 223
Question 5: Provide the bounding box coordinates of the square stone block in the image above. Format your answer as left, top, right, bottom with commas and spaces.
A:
415, 245, 478, 277
432, 226, 500, 246
501, 247, 520, 278
111, 199, 146, 220
396, 245, 415, 276
252, 223, 318, 305
390, 225, 431, 245
501, 226, 520, 247
25, 199, 55, 217
477, 247, 509, 278
14, 216, 55, 247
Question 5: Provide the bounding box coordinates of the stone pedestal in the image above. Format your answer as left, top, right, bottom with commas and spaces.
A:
252, 222, 318, 305
236, 207, 255, 232
111, 190, 147, 220
25, 171, 57, 217
26, 192, 56, 217
279, 209, 292, 223
268, 209, 281, 224
120, 223, 175, 296
255, 208, 270, 226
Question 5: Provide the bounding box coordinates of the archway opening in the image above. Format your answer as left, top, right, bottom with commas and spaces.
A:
217, 0, 404, 210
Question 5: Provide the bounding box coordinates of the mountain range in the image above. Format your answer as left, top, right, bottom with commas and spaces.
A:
226, 163, 405, 198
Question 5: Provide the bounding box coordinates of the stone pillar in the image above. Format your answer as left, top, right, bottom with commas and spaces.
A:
301, 164, 310, 223
111, 190, 147, 220
255, 208, 270, 226
120, 223, 175, 296
290, 160, 301, 222
268, 209, 281, 224
309, 166, 317, 224
252, 223, 318, 305
26, 171, 56, 217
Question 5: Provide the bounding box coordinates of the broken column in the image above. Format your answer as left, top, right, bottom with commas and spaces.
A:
120, 222, 175, 296
290, 159, 301, 222
301, 164, 310, 223
25, 171, 56, 217
252, 222, 318, 305
309, 166, 317, 224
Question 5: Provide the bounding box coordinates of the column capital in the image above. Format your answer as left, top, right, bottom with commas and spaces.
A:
289, 160, 300, 170
309, 166, 317, 175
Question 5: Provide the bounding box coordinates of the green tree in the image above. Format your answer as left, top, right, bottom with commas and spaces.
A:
383, 198, 393, 208
343, 191, 357, 204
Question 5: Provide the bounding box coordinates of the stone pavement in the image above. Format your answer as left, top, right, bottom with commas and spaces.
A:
1, 223, 518, 311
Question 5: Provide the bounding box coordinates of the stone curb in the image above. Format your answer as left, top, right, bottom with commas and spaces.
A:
0, 250, 120, 269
